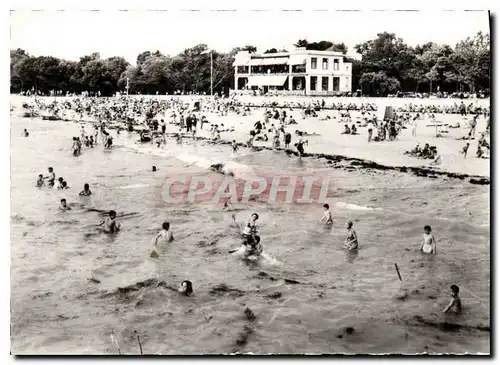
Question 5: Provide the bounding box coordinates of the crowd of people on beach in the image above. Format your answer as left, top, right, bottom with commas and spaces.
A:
20, 92, 473, 316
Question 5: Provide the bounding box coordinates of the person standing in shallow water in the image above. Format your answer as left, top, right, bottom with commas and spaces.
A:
344, 221, 358, 251
420, 225, 437, 255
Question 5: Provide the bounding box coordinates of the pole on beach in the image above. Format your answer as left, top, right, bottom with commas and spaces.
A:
210, 50, 213, 97
134, 330, 143, 355
394, 263, 402, 281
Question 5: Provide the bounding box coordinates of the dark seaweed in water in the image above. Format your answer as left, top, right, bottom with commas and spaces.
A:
209, 284, 245, 298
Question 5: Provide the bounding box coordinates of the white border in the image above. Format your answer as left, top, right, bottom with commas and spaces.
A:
2, 0, 497, 364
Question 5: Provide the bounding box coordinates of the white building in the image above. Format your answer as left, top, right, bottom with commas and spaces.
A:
232, 47, 352, 96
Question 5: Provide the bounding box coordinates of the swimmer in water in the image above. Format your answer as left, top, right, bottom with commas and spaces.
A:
79, 183, 92, 196
344, 221, 358, 251
231, 140, 239, 153
152, 166, 157, 172
36, 174, 44, 187
57, 177, 64, 189
59, 198, 71, 211
23, 129, 29, 137
443, 284, 462, 314
154, 221, 174, 245
61, 181, 69, 189
97, 210, 121, 233
178, 280, 193, 296
44, 167, 55, 187
243, 234, 263, 258
420, 225, 436, 254
319, 203, 333, 225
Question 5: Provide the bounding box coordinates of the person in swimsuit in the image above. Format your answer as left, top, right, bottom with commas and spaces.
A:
154, 221, 174, 245
344, 221, 358, 251
59, 198, 71, 211
98, 210, 121, 233
242, 213, 259, 240
79, 183, 92, 196
36, 174, 44, 187
243, 234, 263, 258
44, 167, 56, 187
420, 225, 437, 254
319, 203, 333, 225
443, 284, 462, 314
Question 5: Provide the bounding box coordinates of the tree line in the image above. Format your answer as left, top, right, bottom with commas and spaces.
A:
10, 32, 490, 97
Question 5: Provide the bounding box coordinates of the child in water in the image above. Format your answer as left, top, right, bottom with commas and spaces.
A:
420, 225, 437, 254
344, 221, 358, 251
231, 140, 238, 153
44, 167, 56, 187
443, 284, 462, 314
319, 204, 333, 225
59, 198, 71, 211
57, 177, 64, 189
79, 183, 92, 196
98, 210, 121, 233
36, 174, 44, 187
178, 280, 193, 296
154, 221, 174, 245
243, 234, 263, 258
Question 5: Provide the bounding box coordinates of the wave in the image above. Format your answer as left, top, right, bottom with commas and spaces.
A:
334, 201, 382, 211
117, 183, 152, 190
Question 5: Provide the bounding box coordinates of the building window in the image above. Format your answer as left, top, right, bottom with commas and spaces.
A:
311, 57, 317, 70
333, 59, 339, 71
322, 58, 328, 70
310, 76, 317, 91
237, 66, 249, 74
333, 77, 340, 91
322, 77, 329, 91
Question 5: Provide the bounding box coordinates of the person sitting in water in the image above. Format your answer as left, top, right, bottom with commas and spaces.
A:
154, 221, 174, 245
420, 225, 436, 255
23, 129, 29, 137
344, 221, 358, 251
59, 198, 71, 211
57, 177, 64, 189
178, 280, 193, 296
243, 234, 263, 258
36, 174, 44, 187
319, 203, 333, 225
98, 210, 121, 233
443, 284, 462, 314
79, 183, 92, 196
351, 124, 358, 135
342, 124, 351, 134
61, 181, 69, 189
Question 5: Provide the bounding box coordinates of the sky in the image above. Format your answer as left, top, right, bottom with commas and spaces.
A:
9, 10, 490, 64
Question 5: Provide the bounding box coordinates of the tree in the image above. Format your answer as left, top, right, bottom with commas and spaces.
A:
264, 48, 278, 54
242, 45, 257, 53
359, 71, 401, 96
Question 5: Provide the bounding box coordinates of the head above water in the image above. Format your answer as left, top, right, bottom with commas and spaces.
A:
58, 177, 64, 182
323, 204, 330, 210
109, 210, 117, 219
162, 221, 170, 230
450, 284, 459, 295
179, 280, 193, 296
48, 167, 53, 172
346, 221, 353, 229
62, 181, 67, 188
424, 225, 432, 233
251, 213, 259, 221
152, 166, 157, 172
61, 198, 66, 204
84, 183, 90, 190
